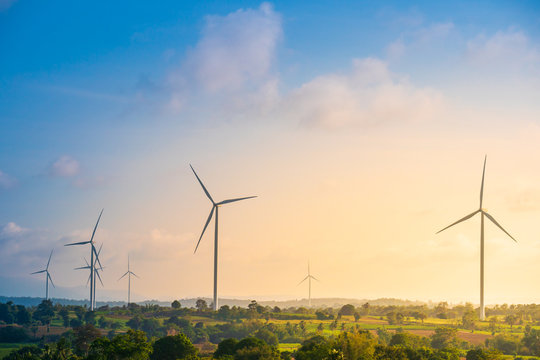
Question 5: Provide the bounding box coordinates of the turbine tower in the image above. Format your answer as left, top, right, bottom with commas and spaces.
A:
31, 249, 55, 300
118, 255, 139, 305
436, 156, 517, 320
75, 244, 104, 309
190, 164, 257, 311
65, 209, 104, 311
298, 261, 319, 307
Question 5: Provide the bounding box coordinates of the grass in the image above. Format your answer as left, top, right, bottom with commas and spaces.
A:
0, 343, 33, 359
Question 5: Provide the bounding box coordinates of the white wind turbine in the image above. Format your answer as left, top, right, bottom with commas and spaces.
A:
298, 261, 319, 307
65, 209, 104, 311
190, 164, 257, 311
436, 156, 517, 320
74, 244, 104, 309
118, 255, 139, 305
31, 250, 55, 300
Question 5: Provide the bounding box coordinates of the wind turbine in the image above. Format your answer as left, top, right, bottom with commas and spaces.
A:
65, 209, 104, 311
118, 255, 139, 305
436, 156, 517, 320
190, 164, 257, 311
74, 245, 104, 309
298, 261, 319, 307
31, 249, 55, 300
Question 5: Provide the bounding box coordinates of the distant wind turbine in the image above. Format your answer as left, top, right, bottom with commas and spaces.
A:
65, 209, 104, 311
436, 156, 517, 320
190, 164, 257, 311
298, 261, 319, 307
75, 244, 104, 309
118, 255, 139, 305
31, 249, 55, 300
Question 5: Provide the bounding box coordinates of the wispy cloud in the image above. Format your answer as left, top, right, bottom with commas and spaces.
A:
47, 156, 80, 178
282, 58, 445, 129
0, 170, 17, 189
166, 2, 281, 115
466, 28, 540, 70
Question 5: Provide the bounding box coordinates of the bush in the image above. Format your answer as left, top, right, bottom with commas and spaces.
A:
151, 333, 198, 360
0, 326, 29, 342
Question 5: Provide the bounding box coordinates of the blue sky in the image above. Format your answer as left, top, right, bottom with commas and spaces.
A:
1, 1, 540, 303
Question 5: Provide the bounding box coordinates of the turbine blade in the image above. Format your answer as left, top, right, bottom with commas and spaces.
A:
95, 269, 104, 286
48, 272, 55, 288
436, 210, 480, 234
118, 271, 129, 281
131, 272, 140, 279
190, 165, 214, 204
194, 206, 215, 254
310, 275, 320, 282
86, 274, 91, 287
31, 270, 46, 274
217, 196, 257, 206
90, 209, 104, 243
480, 155, 487, 208
65, 240, 91, 246
74, 266, 91, 270
297, 276, 309, 286
46, 249, 53, 270
484, 211, 517, 242
93, 244, 103, 269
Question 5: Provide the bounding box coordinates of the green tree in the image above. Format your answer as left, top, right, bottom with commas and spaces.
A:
333, 331, 376, 360
74, 324, 102, 356
58, 308, 70, 327
33, 299, 55, 328
107, 330, 152, 360
171, 300, 181, 309
254, 328, 279, 347
462, 310, 477, 330
215, 338, 239, 358
195, 299, 208, 312
151, 333, 198, 360
466, 348, 503, 360
295, 335, 333, 360
431, 327, 460, 349
338, 304, 355, 316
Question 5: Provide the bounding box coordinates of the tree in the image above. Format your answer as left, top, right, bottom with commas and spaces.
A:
151, 333, 198, 360
171, 300, 181, 309
234, 337, 280, 360
295, 335, 333, 360
462, 310, 477, 330
127, 315, 143, 330
333, 331, 376, 360
338, 304, 355, 316
196, 299, 208, 312
15, 305, 31, 326
505, 314, 518, 330
214, 338, 238, 358
466, 348, 503, 360
431, 327, 460, 349
107, 330, 152, 360
74, 324, 102, 356
254, 328, 278, 347
58, 307, 70, 327
354, 312, 361, 322
33, 299, 55, 327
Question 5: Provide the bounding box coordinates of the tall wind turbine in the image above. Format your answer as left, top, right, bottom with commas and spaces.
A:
65, 209, 104, 311
436, 156, 517, 320
298, 261, 319, 307
31, 250, 55, 300
75, 254, 104, 309
118, 255, 139, 305
190, 164, 257, 311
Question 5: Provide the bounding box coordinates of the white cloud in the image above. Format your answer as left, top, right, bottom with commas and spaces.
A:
1, 222, 26, 236
166, 3, 281, 115
0, 170, 17, 189
282, 58, 445, 129
183, 2, 281, 92
466, 29, 540, 69
48, 156, 80, 177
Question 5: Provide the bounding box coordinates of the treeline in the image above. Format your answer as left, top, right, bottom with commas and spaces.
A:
6, 325, 540, 360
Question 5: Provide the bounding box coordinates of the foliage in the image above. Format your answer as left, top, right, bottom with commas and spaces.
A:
150, 333, 198, 360
0, 326, 29, 342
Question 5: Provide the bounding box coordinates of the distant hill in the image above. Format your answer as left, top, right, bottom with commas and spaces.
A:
0, 295, 425, 308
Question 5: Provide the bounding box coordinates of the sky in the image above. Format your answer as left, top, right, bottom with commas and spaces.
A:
1, 0, 540, 305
